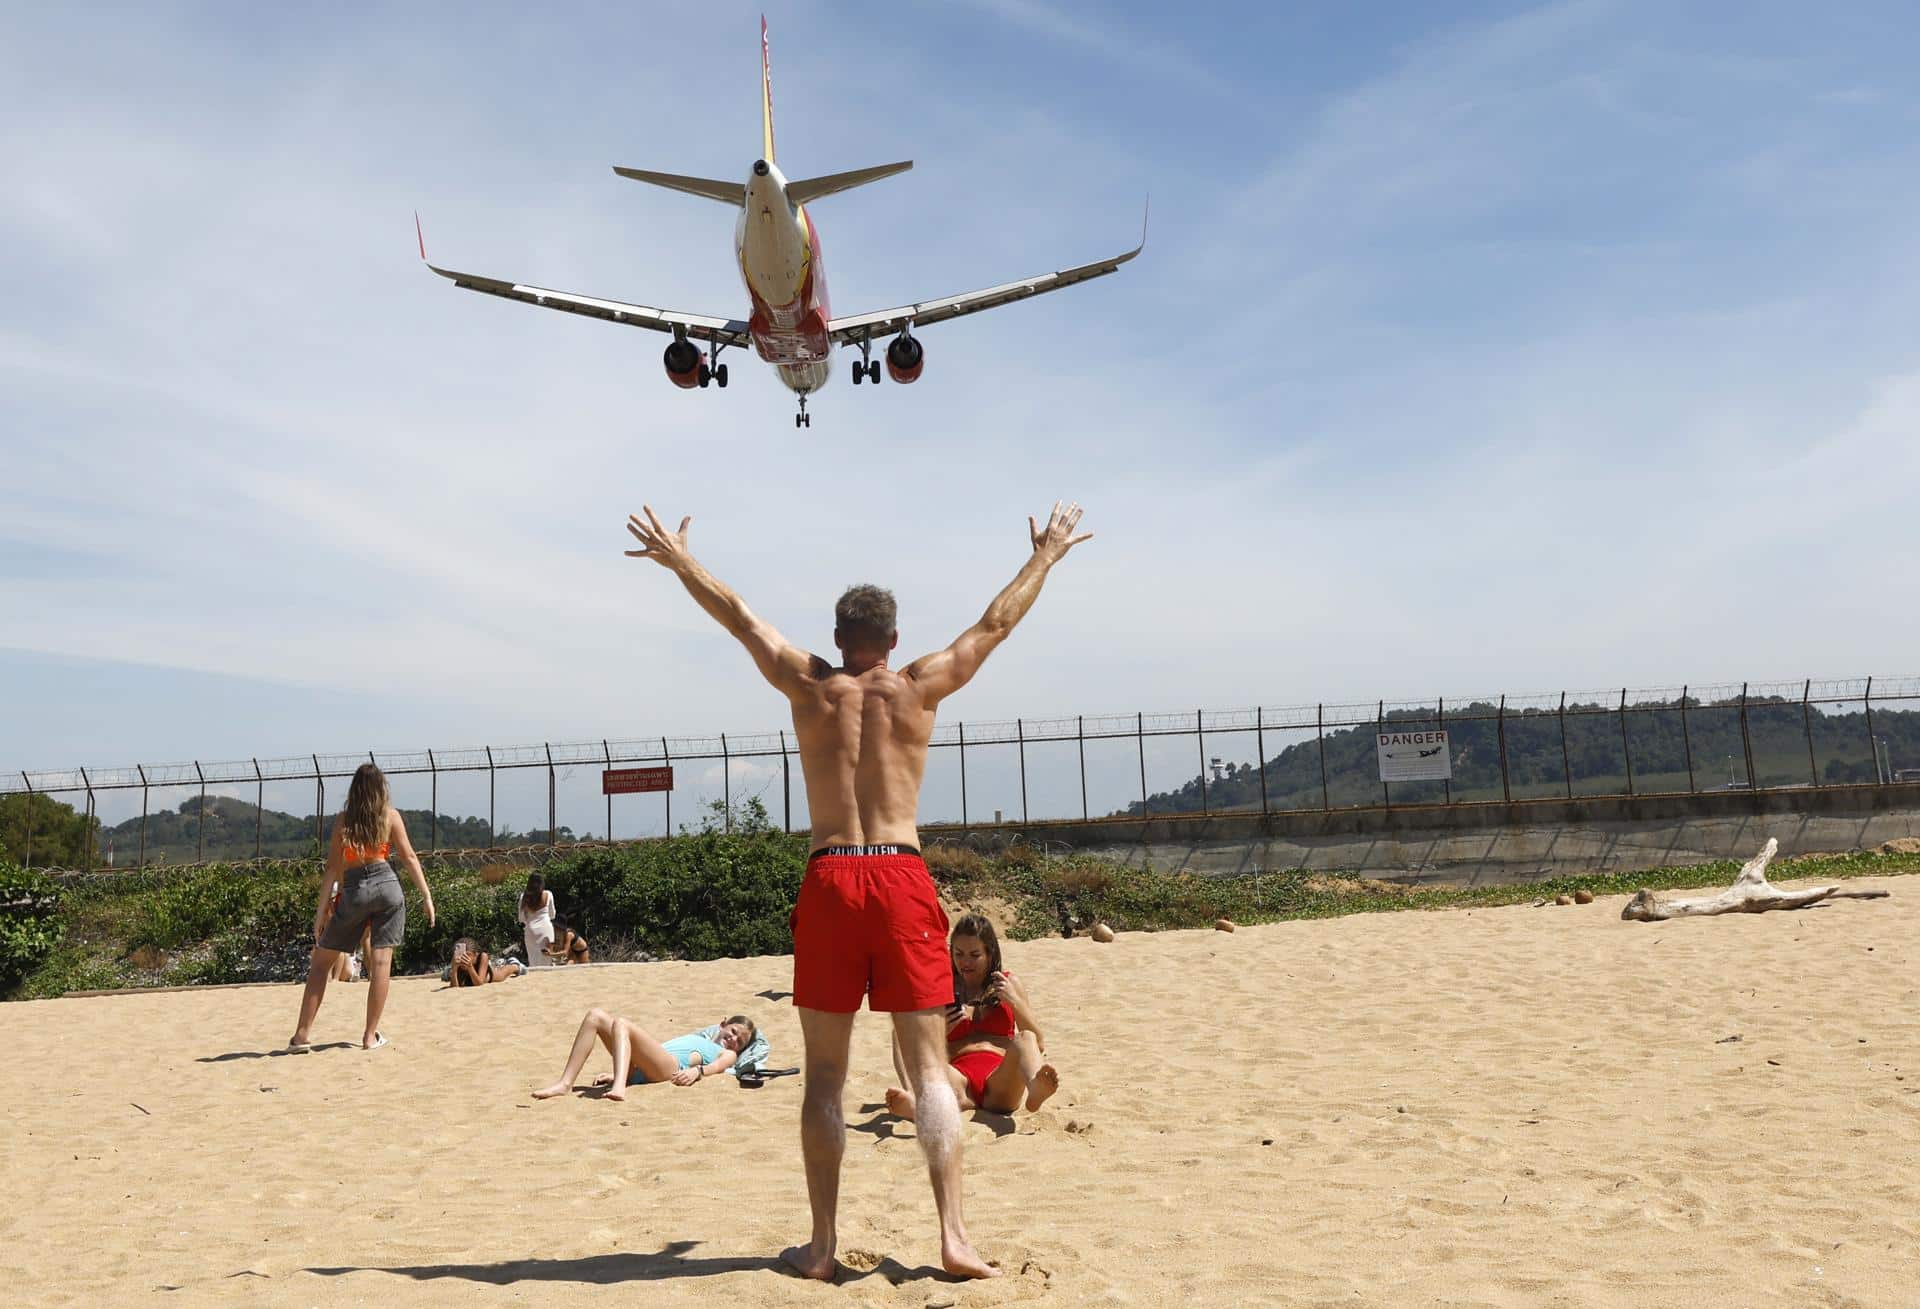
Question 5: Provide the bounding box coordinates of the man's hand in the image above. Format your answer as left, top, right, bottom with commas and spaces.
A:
1028, 501, 1092, 561
625, 505, 693, 571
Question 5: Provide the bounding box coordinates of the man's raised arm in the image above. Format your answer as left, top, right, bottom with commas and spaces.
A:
904, 501, 1091, 707
624, 506, 821, 697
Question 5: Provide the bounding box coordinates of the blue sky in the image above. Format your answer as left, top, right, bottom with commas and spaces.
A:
4, 2, 1919, 829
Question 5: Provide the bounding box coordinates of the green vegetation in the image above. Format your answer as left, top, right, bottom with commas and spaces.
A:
0, 794, 98, 868
0, 862, 65, 988
8, 803, 1918, 1001
1134, 697, 1920, 815
7, 800, 801, 999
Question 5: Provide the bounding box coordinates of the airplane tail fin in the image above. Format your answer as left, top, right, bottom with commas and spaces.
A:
610, 166, 743, 205
761, 15, 776, 164
787, 161, 913, 206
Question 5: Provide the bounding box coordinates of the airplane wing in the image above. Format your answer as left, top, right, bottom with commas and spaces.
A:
419, 220, 750, 348
827, 208, 1146, 344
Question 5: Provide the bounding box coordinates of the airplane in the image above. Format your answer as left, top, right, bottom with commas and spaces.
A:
419, 16, 1144, 427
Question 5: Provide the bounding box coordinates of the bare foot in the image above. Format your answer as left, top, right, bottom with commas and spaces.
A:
531, 1082, 572, 1100
779, 1242, 837, 1281
1025, 1063, 1059, 1112
884, 1086, 918, 1121
940, 1235, 1000, 1280
602, 1085, 627, 1102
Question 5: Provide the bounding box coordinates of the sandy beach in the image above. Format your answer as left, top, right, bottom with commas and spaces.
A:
3, 877, 1915, 1307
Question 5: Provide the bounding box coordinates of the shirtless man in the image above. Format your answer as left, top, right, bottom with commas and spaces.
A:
623, 500, 1091, 1282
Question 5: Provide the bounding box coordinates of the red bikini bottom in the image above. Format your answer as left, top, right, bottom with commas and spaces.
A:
950, 1050, 1004, 1105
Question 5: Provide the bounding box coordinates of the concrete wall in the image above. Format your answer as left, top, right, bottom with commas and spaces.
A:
921, 783, 1920, 886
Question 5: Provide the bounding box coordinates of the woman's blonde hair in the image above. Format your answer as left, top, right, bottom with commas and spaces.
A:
342, 763, 390, 850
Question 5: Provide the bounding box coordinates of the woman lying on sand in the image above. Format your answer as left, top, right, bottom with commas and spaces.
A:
886, 913, 1059, 1119
448, 937, 527, 986
533, 1008, 769, 1102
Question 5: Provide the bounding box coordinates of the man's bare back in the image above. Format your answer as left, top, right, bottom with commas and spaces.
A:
787, 664, 934, 848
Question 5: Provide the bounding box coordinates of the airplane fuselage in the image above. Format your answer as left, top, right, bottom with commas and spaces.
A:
736, 159, 832, 395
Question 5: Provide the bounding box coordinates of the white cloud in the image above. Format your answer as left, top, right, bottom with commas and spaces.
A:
5, 2, 1920, 794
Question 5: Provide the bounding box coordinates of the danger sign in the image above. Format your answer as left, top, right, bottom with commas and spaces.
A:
1376, 731, 1450, 783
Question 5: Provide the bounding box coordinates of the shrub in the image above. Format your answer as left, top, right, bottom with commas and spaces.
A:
606, 824, 805, 960
923, 843, 985, 879
0, 862, 65, 989
127, 869, 255, 953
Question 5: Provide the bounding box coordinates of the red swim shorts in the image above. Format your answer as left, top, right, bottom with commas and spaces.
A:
791, 849, 951, 1013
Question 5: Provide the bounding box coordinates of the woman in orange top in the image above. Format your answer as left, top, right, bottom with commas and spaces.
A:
289, 763, 436, 1052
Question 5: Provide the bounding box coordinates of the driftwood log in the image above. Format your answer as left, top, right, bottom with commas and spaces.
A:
1621, 838, 1891, 921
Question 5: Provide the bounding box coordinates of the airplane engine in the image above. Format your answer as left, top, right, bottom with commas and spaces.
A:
663, 340, 703, 389
884, 335, 924, 384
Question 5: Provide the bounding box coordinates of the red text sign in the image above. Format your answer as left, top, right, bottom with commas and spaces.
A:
602, 766, 673, 795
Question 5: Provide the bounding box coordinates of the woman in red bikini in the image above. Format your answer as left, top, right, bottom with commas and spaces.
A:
885, 913, 1059, 1120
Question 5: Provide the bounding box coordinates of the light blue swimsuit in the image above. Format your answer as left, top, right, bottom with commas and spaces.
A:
627, 1033, 724, 1085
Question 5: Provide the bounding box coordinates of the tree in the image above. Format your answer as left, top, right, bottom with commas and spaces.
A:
0, 794, 98, 868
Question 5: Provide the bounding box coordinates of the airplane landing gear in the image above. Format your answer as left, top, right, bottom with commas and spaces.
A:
795, 392, 811, 428
849, 329, 880, 386
699, 342, 732, 389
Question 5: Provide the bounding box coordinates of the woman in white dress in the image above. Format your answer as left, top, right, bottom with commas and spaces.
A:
518, 872, 557, 967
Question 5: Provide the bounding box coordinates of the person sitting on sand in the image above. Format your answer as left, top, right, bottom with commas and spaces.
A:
449, 936, 527, 986
541, 916, 591, 966
886, 914, 1058, 1119
533, 1009, 768, 1102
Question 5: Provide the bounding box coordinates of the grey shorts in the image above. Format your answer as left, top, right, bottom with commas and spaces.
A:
319, 862, 407, 952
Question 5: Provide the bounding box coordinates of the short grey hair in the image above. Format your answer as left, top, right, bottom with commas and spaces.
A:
835, 584, 897, 646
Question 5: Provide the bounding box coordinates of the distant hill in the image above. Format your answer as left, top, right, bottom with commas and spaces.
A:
96, 797, 577, 865
1123, 696, 1920, 817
